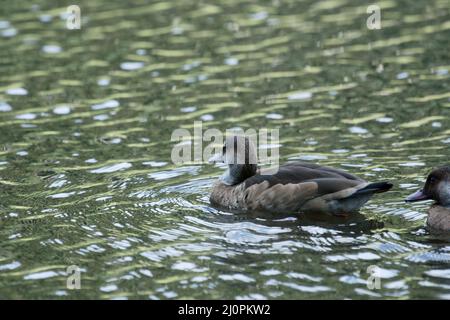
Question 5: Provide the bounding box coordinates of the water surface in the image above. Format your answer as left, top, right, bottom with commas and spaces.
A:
0, 0, 450, 299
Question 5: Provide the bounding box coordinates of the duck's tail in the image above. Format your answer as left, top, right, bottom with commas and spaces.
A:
354, 182, 393, 195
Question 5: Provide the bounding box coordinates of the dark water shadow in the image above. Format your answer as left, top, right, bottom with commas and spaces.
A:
210, 204, 384, 235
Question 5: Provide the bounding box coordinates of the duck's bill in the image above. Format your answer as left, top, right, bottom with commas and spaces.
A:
405, 189, 430, 202
208, 153, 224, 163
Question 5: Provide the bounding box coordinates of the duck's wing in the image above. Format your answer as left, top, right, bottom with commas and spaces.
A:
240, 177, 366, 213
280, 161, 365, 182
240, 163, 369, 213
246, 161, 365, 189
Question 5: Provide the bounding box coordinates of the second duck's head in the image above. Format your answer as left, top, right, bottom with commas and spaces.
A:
208, 135, 258, 186
406, 165, 450, 207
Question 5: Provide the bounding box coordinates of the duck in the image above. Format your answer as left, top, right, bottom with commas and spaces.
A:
405, 165, 450, 231
209, 135, 393, 216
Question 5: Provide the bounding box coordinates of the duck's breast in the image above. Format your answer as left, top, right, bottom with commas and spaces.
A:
427, 205, 450, 231
210, 181, 247, 210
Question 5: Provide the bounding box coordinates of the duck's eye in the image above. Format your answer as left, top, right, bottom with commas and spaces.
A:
429, 176, 436, 183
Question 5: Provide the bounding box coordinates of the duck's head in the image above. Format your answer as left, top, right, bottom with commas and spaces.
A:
208, 135, 257, 186
406, 165, 450, 207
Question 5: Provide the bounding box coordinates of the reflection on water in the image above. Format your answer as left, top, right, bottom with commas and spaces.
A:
0, 0, 449, 299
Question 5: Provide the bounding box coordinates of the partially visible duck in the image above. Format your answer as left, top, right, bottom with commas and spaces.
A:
209, 136, 393, 216
405, 165, 450, 231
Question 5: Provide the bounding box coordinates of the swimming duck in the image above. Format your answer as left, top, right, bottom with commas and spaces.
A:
209, 136, 393, 215
405, 165, 450, 231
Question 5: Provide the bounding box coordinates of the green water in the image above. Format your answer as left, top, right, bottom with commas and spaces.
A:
0, 0, 449, 299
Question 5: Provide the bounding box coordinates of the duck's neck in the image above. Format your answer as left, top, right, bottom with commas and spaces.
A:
220, 164, 257, 186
